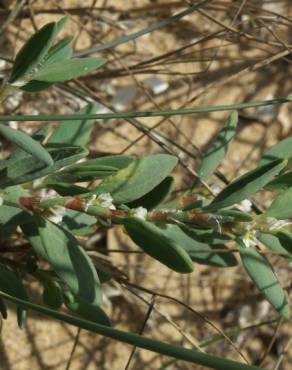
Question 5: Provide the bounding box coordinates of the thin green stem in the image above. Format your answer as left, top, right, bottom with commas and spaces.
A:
0, 96, 291, 122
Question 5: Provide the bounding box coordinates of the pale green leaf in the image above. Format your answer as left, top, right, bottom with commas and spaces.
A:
205, 159, 286, 212
48, 103, 97, 146
92, 154, 178, 204
259, 137, 292, 166
265, 188, 292, 219
0, 124, 53, 165
123, 218, 194, 273
36, 216, 102, 305
9, 22, 57, 83
265, 171, 292, 192
158, 224, 237, 267
198, 111, 238, 178
34, 58, 106, 82
239, 246, 289, 319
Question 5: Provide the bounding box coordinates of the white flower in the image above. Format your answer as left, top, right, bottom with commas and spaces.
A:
97, 193, 116, 210
242, 230, 258, 248
84, 194, 97, 212
132, 206, 148, 220
48, 206, 66, 224
269, 219, 292, 230
240, 199, 252, 212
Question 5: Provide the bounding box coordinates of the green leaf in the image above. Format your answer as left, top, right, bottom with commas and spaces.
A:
60, 209, 97, 236
36, 216, 102, 305
123, 218, 194, 273
21, 221, 49, 260
41, 182, 89, 196
33, 57, 106, 82
10, 124, 52, 160
180, 225, 231, 244
215, 208, 253, 222
257, 232, 292, 260
65, 292, 111, 326
17, 306, 27, 329
265, 171, 292, 192
204, 159, 286, 212
0, 205, 26, 239
0, 143, 87, 187
259, 137, 292, 166
198, 111, 238, 178
48, 154, 135, 183
55, 16, 69, 34
265, 187, 292, 219
0, 125, 53, 165
9, 22, 57, 84
127, 176, 174, 210
48, 103, 97, 146
239, 246, 289, 319
0, 266, 28, 328
20, 80, 53, 92
0, 289, 265, 370
44, 35, 73, 65
92, 154, 178, 204
0, 265, 28, 300
159, 224, 237, 267
43, 280, 64, 309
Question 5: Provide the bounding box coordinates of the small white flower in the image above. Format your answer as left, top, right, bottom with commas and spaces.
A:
48, 206, 66, 224
132, 206, 148, 220
211, 186, 221, 195
84, 194, 97, 212
240, 199, 252, 212
97, 193, 116, 210
269, 219, 292, 230
242, 230, 258, 248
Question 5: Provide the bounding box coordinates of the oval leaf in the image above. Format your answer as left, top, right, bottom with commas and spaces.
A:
259, 137, 292, 166
265, 187, 292, 219
205, 159, 286, 212
265, 171, 292, 192
43, 280, 64, 309
0, 125, 53, 165
48, 154, 135, 183
257, 232, 292, 260
44, 35, 73, 65
239, 246, 289, 319
127, 176, 174, 210
159, 224, 237, 268
65, 292, 111, 326
48, 103, 98, 146
36, 216, 102, 305
33, 58, 106, 82
10, 124, 52, 160
93, 154, 178, 204
9, 22, 57, 84
123, 218, 194, 273
0, 144, 87, 188
198, 111, 238, 179
0, 266, 28, 328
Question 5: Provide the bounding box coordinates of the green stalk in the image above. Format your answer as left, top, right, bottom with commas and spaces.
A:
0, 290, 265, 370
0, 95, 291, 122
